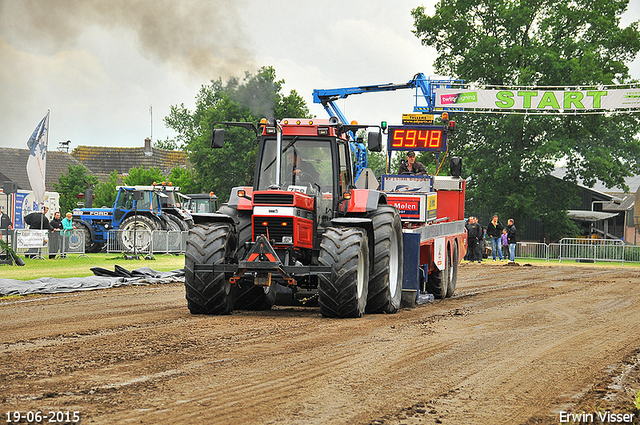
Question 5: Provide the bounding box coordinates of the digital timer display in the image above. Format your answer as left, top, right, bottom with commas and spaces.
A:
388, 126, 446, 152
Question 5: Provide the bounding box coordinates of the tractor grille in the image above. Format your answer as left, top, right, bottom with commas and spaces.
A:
253, 216, 294, 243
253, 193, 294, 205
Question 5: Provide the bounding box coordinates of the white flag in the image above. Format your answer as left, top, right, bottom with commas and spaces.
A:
26, 111, 49, 207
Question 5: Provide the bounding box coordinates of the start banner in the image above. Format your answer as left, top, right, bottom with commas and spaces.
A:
435, 87, 640, 112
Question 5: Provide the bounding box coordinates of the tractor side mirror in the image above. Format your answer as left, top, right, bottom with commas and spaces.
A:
367, 131, 382, 152
211, 129, 226, 149
450, 157, 462, 177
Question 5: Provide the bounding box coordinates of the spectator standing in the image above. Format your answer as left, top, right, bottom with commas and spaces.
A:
24, 206, 50, 230
23, 206, 50, 259
466, 216, 483, 263
61, 212, 76, 255
0, 210, 12, 230
486, 215, 504, 261
49, 211, 63, 259
501, 229, 509, 261
507, 218, 517, 262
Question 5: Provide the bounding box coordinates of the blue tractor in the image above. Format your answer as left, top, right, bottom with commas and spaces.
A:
72, 185, 192, 253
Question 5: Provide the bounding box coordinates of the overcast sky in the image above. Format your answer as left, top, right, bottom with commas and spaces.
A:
1, 0, 639, 151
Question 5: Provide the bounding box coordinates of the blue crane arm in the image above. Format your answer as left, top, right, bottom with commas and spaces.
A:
312, 73, 463, 180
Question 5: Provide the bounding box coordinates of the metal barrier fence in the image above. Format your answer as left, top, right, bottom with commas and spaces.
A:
107, 230, 188, 254
3, 229, 86, 259
151, 230, 188, 254
558, 238, 625, 264
509, 239, 639, 264
107, 229, 152, 255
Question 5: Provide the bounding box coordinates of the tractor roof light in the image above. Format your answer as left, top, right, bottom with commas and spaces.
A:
265, 126, 276, 134
318, 127, 329, 136
441, 112, 449, 121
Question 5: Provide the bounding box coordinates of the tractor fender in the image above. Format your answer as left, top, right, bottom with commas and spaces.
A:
74, 219, 96, 241
191, 212, 237, 226
346, 189, 387, 213
227, 186, 254, 210
330, 217, 375, 275
120, 212, 162, 229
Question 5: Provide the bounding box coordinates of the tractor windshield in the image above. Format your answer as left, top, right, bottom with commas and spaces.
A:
257, 139, 333, 194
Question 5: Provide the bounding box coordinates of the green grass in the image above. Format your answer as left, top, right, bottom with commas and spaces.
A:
0, 253, 186, 281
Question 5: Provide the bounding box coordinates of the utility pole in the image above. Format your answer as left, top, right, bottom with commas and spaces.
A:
150, 105, 153, 144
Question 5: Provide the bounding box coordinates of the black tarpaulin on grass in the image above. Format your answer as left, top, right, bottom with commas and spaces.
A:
0, 266, 185, 296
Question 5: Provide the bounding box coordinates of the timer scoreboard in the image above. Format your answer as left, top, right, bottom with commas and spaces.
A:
387, 125, 446, 152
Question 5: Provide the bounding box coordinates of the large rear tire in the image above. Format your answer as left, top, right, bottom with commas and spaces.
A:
184, 223, 237, 315
318, 227, 369, 318
446, 242, 459, 298
118, 215, 157, 252
366, 205, 403, 314
165, 214, 189, 232
427, 244, 450, 299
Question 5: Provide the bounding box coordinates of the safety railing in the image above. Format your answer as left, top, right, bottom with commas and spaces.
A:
4, 229, 86, 259
106, 229, 153, 255
151, 230, 188, 254
558, 238, 625, 264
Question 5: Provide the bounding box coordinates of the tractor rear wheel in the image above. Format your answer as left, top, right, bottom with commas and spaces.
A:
446, 242, 459, 297
318, 227, 369, 318
118, 215, 157, 253
366, 205, 403, 314
427, 244, 450, 299
184, 223, 237, 314
166, 214, 189, 232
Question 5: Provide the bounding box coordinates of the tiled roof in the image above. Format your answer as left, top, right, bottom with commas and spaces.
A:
0, 147, 88, 191
71, 146, 190, 176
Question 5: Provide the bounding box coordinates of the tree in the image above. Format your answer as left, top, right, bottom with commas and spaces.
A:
412, 0, 640, 240
93, 170, 119, 208
164, 66, 311, 201
53, 164, 98, 214
167, 167, 199, 194
123, 167, 165, 186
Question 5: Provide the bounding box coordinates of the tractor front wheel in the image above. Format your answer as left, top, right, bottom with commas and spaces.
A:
318, 227, 369, 318
184, 223, 237, 314
366, 205, 403, 314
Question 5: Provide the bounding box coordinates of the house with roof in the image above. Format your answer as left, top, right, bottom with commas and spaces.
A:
0, 139, 190, 190
551, 169, 639, 244
70, 138, 190, 181
0, 147, 88, 191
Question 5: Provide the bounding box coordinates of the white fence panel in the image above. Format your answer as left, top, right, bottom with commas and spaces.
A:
558, 238, 625, 264
107, 229, 153, 254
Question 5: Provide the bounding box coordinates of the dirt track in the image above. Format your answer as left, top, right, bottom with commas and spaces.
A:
1, 262, 640, 424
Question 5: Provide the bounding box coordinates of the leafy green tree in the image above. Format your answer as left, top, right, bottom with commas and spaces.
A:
412, 0, 640, 240
93, 170, 119, 208
53, 164, 98, 214
164, 66, 311, 201
123, 167, 165, 186
167, 167, 199, 194
154, 137, 179, 151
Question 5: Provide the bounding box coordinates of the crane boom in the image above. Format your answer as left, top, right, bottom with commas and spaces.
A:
312, 73, 463, 179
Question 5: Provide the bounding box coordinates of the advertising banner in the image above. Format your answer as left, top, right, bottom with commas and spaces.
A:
16, 229, 48, 249
435, 87, 640, 112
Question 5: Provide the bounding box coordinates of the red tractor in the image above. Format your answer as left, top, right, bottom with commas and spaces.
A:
184, 118, 403, 318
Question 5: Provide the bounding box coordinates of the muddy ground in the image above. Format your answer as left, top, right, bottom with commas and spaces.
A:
1, 262, 639, 424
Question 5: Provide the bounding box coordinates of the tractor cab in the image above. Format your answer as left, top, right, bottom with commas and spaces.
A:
253, 120, 355, 230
